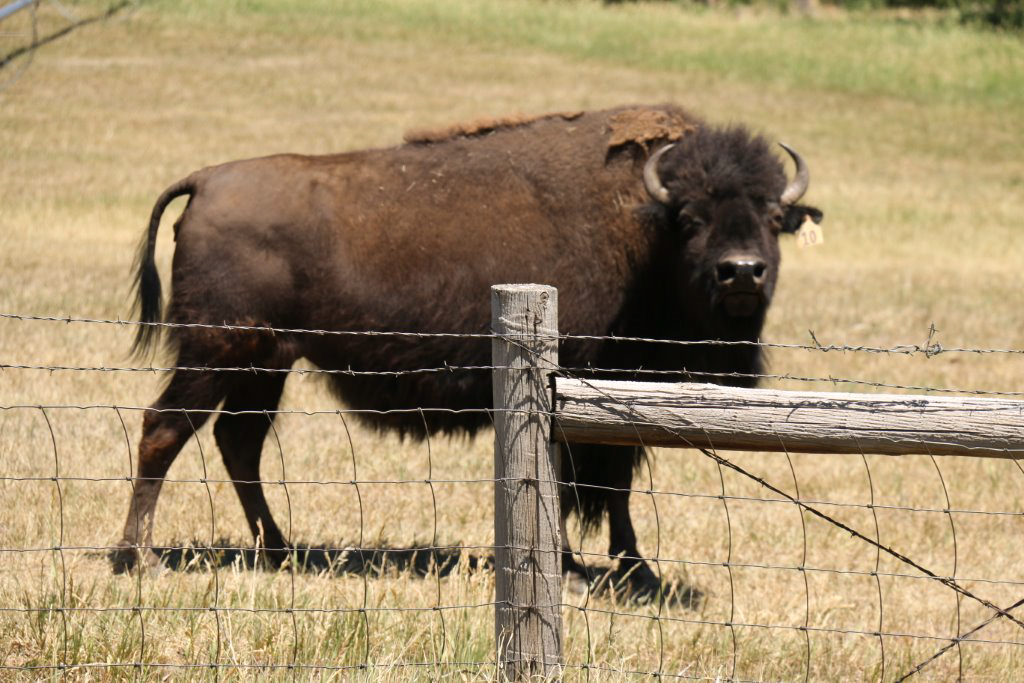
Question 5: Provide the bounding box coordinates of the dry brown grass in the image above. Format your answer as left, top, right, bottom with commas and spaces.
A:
1, 0, 1023, 680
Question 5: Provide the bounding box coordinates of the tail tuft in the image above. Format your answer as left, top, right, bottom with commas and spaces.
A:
130, 237, 163, 358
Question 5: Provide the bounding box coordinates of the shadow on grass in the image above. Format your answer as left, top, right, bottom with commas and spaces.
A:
104, 540, 703, 608
140, 540, 490, 577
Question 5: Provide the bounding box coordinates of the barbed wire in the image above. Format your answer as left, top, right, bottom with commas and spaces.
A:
0, 402, 503, 417
3, 390, 1024, 418
4, 359, 1024, 397
4, 310, 1023, 356
0, 360, 503, 377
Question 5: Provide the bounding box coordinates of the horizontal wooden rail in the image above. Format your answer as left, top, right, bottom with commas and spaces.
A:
553, 378, 1024, 458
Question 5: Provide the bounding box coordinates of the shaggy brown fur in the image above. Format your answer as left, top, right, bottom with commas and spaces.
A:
403, 105, 696, 153
605, 106, 698, 151
403, 110, 584, 144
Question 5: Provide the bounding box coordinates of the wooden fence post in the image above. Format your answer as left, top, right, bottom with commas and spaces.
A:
491, 284, 562, 680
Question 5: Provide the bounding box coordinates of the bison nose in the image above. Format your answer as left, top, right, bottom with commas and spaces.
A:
716, 256, 767, 289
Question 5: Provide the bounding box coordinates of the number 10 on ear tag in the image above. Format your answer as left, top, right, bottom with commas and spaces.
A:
796, 215, 824, 249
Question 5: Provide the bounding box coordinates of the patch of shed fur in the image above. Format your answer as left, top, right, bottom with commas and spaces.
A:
605, 107, 697, 151
404, 110, 584, 144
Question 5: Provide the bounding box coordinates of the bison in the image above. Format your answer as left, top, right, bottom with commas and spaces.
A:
115, 104, 821, 597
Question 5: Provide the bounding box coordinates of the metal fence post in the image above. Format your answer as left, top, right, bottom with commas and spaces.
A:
490, 284, 562, 680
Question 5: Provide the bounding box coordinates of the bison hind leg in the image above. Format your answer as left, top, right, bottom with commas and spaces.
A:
212, 372, 291, 566
113, 366, 229, 573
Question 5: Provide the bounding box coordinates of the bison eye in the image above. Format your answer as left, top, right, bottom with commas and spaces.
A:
676, 210, 706, 232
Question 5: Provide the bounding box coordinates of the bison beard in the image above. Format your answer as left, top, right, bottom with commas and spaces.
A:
115, 104, 822, 600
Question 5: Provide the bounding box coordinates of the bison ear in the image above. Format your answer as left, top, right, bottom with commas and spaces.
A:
781, 204, 823, 234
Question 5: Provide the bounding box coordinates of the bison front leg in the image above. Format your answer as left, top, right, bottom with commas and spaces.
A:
606, 485, 661, 601
594, 443, 660, 600
560, 442, 661, 600
560, 506, 591, 595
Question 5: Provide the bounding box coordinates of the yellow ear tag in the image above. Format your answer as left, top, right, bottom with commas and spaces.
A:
796, 215, 824, 249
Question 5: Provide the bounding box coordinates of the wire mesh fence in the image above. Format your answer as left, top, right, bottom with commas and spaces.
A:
2, 304, 1024, 680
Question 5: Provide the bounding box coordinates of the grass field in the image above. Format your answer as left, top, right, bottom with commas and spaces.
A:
1, 0, 1023, 680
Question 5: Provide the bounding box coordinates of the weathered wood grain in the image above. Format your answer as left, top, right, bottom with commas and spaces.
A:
553, 379, 1024, 457
491, 285, 562, 679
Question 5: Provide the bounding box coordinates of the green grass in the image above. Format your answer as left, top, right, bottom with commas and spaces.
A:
1, 0, 1023, 680
160, 0, 1024, 107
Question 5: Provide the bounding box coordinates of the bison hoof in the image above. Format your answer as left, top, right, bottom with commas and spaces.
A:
609, 561, 663, 603
562, 553, 592, 595
256, 545, 293, 569
610, 563, 705, 609
110, 541, 165, 575
564, 569, 591, 596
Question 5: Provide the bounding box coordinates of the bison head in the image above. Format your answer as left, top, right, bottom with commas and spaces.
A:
641, 126, 822, 338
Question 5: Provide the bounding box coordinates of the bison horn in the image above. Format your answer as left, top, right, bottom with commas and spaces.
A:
779, 142, 810, 205
642, 143, 675, 205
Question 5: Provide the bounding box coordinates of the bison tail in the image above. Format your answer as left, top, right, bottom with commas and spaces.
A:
130, 175, 197, 358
